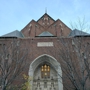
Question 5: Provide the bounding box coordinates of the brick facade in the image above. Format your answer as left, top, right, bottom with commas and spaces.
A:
0, 13, 90, 90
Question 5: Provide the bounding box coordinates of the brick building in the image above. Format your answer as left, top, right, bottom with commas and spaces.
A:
0, 13, 90, 90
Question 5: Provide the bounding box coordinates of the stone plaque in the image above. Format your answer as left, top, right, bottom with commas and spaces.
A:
37, 42, 53, 47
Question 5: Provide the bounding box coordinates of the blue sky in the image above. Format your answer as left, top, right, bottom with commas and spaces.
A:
0, 0, 90, 36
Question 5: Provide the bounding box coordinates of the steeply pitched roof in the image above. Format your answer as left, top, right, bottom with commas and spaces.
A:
69, 29, 89, 37
37, 13, 55, 22
38, 31, 54, 37
1, 30, 24, 38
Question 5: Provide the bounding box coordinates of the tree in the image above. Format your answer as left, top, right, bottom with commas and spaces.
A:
58, 38, 90, 90
21, 74, 31, 90
56, 18, 90, 90
70, 17, 90, 33
0, 38, 28, 90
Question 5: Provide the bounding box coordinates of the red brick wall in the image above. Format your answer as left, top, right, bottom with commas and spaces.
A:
21, 13, 71, 38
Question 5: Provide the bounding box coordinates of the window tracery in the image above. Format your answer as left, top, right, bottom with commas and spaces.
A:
41, 64, 50, 78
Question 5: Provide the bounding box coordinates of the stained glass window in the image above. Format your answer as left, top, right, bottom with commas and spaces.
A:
41, 64, 50, 78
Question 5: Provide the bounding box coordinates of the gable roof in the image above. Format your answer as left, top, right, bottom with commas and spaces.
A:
1, 30, 24, 38
69, 29, 89, 37
38, 31, 54, 37
37, 13, 55, 22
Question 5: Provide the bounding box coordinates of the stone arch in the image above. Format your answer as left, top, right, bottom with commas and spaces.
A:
29, 54, 63, 90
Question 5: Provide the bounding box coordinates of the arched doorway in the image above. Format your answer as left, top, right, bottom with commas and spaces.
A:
29, 54, 63, 90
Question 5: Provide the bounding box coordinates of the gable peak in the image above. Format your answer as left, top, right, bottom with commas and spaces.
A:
37, 13, 55, 22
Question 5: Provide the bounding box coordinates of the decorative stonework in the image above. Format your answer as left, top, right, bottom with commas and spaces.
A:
29, 54, 63, 90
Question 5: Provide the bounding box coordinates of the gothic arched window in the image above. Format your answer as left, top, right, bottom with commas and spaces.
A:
41, 64, 50, 78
